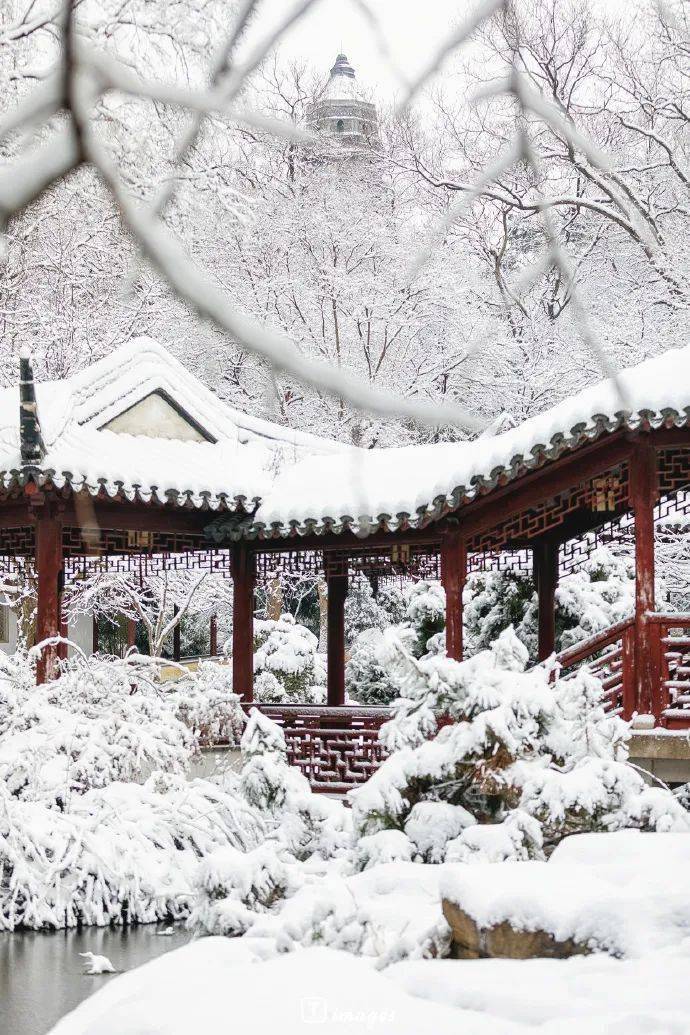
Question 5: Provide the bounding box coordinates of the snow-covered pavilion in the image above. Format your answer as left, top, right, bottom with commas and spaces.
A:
3, 339, 690, 787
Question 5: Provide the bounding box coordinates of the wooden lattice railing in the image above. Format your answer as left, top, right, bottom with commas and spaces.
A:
647, 613, 690, 729
236, 614, 690, 792
554, 612, 690, 729
256, 704, 392, 793
554, 617, 635, 718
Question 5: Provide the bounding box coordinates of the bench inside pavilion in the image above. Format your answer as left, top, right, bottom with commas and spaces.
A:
3, 337, 690, 790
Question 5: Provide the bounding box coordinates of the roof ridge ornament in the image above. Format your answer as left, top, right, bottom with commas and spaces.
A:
19, 347, 45, 467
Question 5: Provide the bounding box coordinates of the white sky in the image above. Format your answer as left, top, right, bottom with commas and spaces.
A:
246, 0, 469, 98
245, 0, 629, 98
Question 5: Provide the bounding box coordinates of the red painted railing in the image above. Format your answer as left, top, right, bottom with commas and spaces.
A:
647, 613, 690, 729
241, 614, 690, 790
555, 617, 635, 718
256, 704, 392, 793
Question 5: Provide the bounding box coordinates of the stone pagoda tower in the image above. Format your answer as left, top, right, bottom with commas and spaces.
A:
307, 53, 379, 148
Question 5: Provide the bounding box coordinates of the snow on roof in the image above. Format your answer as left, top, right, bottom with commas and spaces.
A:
0, 338, 344, 510
255, 346, 690, 535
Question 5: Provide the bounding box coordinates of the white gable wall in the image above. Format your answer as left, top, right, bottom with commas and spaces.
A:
102, 393, 209, 442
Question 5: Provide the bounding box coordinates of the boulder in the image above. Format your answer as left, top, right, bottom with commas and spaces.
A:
441, 899, 590, 960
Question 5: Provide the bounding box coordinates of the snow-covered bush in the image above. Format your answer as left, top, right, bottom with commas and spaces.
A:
253, 614, 326, 704
404, 580, 445, 657
556, 546, 634, 649
0, 773, 266, 931
354, 829, 414, 871
376, 582, 407, 625
463, 568, 537, 658
445, 809, 543, 863
345, 574, 388, 646
188, 843, 296, 937
168, 660, 244, 746
351, 626, 690, 861
239, 708, 309, 813
0, 653, 195, 806
404, 801, 473, 863
346, 628, 398, 705
237, 708, 351, 861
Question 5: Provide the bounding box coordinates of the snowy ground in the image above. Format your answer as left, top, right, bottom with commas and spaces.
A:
49, 930, 690, 1035
50, 831, 690, 1035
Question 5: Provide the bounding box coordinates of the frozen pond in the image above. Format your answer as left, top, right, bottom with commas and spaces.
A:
0, 923, 191, 1035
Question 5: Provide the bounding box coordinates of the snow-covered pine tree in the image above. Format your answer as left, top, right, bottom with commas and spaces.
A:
350, 626, 689, 864
463, 568, 537, 659
404, 580, 446, 657
252, 614, 326, 704
344, 574, 388, 646
556, 546, 635, 649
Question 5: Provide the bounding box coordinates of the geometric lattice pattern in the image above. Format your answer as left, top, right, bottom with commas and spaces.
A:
468, 464, 629, 555
467, 549, 532, 576
63, 546, 233, 584
62, 526, 209, 557
253, 542, 442, 585
257, 705, 390, 790
658, 447, 690, 497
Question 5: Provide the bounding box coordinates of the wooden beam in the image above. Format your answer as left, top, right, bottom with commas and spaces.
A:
441, 527, 466, 661
35, 508, 63, 683
249, 528, 442, 554
459, 434, 634, 540
534, 539, 559, 661
232, 544, 255, 701
326, 573, 348, 706
0, 502, 32, 528
630, 439, 657, 716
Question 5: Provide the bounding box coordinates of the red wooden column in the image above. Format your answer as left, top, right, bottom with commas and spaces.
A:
126, 618, 137, 652
232, 545, 255, 702
35, 508, 63, 684
630, 439, 658, 716
534, 539, 559, 661
326, 573, 348, 706
441, 526, 466, 661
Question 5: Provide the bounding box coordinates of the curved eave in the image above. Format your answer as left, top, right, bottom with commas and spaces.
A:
0, 469, 257, 514
245, 407, 690, 542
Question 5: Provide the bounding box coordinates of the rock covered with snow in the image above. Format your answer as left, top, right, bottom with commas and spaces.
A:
440, 830, 690, 958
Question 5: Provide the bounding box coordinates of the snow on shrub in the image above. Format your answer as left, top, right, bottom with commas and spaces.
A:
463, 568, 537, 659
346, 628, 398, 705
351, 626, 690, 860
188, 843, 297, 937
0, 773, 266, 931
236, 708, 351, 860
556, 546, 635, 649
239, 708, 309, 812
0, 653, 195, 806
252, 614, 326, 704
404, 580, 446, 657
354, 830, 414, 871
344, 574, 389, 646
168, 660, 244, 746
444, 809, 543, 863
404, 801, 474, 863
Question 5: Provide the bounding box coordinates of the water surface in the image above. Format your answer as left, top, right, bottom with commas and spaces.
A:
0, 923, 191, 1035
